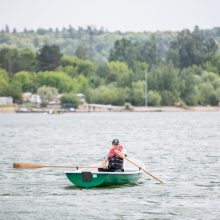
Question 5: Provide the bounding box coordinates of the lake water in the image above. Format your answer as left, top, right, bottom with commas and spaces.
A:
0, 112, 220, 220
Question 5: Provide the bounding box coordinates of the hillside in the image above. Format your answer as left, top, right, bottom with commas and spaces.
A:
0, 26, 180, 62
1, 26, 220, 63
1, 25, 220, 107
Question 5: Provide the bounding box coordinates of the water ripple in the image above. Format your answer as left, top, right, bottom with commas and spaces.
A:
0, 112, 220, 219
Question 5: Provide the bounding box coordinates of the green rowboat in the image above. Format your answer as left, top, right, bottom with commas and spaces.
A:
66, 170, 142, 188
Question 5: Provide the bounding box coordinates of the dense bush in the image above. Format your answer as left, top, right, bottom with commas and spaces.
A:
61, 93, 80, 109
147, 90, 161, 106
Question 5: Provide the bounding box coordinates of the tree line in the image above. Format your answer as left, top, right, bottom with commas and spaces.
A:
2, 24, 220, 62
0, 26, 220, 106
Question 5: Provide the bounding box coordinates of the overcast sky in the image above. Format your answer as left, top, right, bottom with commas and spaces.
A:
0, 0, 219, 32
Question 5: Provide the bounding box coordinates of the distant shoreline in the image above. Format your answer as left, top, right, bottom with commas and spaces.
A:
131, 106, 220, 112
0, 105, 220, 113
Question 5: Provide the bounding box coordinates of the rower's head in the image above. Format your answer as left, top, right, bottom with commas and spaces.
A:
112, 139, 119, 149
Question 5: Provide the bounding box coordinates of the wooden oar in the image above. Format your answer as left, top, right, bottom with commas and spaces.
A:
13, 163, 102, 169
115, 151, 165, 184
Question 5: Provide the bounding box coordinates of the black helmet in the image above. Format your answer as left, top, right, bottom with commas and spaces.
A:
112, 139, 119, 145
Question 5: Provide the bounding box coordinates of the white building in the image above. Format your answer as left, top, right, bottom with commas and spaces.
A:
22, 93, 41, 104
30, 94, 41, 104
0, 97, 13, 105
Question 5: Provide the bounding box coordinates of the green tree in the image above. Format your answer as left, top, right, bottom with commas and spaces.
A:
130, 61, 148, 82
0, 48, 19, 74
0, 81, 22, 103
18, 49, 37, 72
137, 36, 160, 66
74, 74, 90, 93
109, 38, 137, 68
198, 71, 220, 105
96, 63, 109, 79
107, 61, 130, 87
37, 45, 62, 71
13, 71, 33, 92
215, 88, 220, 104
167, 27, 218, 68
148, 62, 179, 98
61, 55, 78, 66
198, 83, 215, 105
75, 44, 90, 59
62, 55, 97, 77
57, 65, 77, 78
88, 85, 129, 105
160, 90, 177, 106
37, 86, 58, 106
33, 71, 73, 93
75, 59, 97, 77
179, 67, 201, 105
203, 53, 220, 75
130, 80, 145, 105
0, 68, 9, 94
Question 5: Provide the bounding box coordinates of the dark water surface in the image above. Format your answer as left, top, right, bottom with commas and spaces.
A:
0, 112, 220, 220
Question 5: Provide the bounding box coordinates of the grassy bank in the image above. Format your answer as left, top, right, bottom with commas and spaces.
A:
0, 105, 16, 113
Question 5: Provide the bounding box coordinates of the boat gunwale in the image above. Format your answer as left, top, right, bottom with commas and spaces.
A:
66, 170, 142, 175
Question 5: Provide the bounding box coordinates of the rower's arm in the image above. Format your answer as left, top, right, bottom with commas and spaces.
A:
115, 150, 127, 158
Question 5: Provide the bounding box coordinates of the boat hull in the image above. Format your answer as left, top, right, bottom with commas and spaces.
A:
66, 171, 141, 188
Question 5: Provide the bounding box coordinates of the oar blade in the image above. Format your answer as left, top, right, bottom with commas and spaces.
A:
13, 163, 44, 169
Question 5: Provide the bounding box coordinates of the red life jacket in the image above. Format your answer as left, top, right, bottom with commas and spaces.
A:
108, 145, 123, 158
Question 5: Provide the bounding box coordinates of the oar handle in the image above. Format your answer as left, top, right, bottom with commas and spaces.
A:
115, 151, 164, 184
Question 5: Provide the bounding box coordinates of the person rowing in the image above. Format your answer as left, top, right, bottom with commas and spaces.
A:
99, 139, 127, 172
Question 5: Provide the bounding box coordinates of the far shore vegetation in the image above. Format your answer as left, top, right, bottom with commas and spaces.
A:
1, 25, 220, 108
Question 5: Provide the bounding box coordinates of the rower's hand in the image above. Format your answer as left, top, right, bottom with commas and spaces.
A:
101, 159, 107, 168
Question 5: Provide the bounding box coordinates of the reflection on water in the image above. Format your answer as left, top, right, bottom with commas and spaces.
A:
64, 182, 141, 191
0, 112, 220, 219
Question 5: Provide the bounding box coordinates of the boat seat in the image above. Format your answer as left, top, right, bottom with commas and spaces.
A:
82, 172, 92, 182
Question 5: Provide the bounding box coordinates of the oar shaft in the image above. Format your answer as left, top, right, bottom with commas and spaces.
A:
45, 165, 102, 168
13, 163, 102, 169
116, 151, 164, 184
